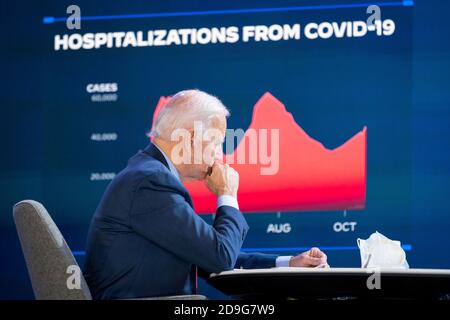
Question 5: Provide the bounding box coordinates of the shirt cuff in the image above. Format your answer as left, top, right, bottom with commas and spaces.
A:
276, 256, 293, 267
217, 195, 239, 210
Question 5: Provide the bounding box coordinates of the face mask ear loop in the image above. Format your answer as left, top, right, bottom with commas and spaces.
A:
363, 253, 372, 268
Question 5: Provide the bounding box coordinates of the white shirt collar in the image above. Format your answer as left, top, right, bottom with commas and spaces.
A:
153, 143, 181, 181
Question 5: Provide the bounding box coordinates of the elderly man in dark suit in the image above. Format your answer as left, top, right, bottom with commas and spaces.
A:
84, 89, 327, 299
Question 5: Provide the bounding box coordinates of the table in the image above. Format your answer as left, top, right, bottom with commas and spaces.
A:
207, 267, 450, 300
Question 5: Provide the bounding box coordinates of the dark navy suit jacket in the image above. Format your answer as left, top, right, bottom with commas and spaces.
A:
84, 143, 278, 299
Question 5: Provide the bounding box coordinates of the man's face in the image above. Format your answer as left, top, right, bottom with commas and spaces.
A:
182, 115, 226, 181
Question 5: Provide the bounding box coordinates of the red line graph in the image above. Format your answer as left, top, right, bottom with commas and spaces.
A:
152, 92, 366, 213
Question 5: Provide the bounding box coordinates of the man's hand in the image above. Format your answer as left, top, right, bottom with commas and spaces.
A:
289, 247, 328, 268
205, 162, 239, 198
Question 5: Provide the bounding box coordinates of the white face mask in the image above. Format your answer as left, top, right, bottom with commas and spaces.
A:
357, 231, 409, 269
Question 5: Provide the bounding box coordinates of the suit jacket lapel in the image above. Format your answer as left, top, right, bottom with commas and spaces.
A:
143, 142, 195, 210
143, 142, 170, 170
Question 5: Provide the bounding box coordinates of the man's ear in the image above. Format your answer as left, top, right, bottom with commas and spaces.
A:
188, 129, 195, 147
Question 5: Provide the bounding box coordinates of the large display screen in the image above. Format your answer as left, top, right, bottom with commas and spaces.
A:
2, 0, 449, 299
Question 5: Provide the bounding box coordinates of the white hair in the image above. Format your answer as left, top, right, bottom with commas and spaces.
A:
149, 89, 230, 140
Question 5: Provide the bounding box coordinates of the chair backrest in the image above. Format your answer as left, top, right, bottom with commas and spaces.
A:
13, 200, 92, 300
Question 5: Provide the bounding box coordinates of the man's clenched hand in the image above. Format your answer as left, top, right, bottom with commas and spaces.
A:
205, 162, 239, 198
289, 247, 328, 268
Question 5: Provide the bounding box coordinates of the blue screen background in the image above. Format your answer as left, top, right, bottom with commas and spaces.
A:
0, 0, 449, 299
